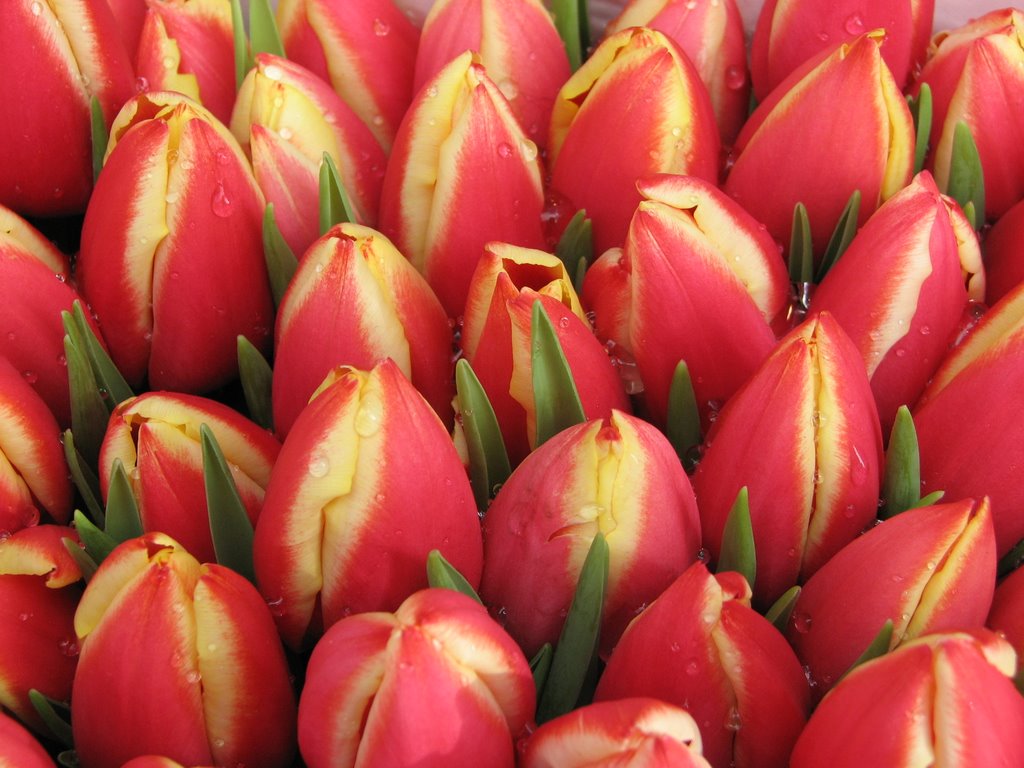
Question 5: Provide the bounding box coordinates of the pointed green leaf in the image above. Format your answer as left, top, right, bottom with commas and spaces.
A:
29, 690, 74, 748
530, 643, 554, 699
537, 533, 608, 723
319, 152, 357, 234
765, 585, 801, 632
73, 301, 133, 407
881, 406, 921, 519
717, 486, 756, 589
552, 0, 589, 70
843, 619, 894, 678
788, 202, 813, 285
90, 96, 108, 184
426, 549, 482, 603
230, 0, 252, 90
105, 459, 144, 542
817, 189, 861, 282
946, 121, 985, 229
998, 537, 1024, 579
531, 300, 586, 448
201, 424, 256, 582
262, 203, 299, 307
237, 336, 274, 430
908, 84, 932, 174
912, 490, 945, 508
666, 360, 701, 472
555, 210, 593, 293
249, 0, 284, 58
62, 536, 98, 582
455, 359, 511, 510
63, 429, 105, 525
63, 334, 108, 468
73, 510, 118, 565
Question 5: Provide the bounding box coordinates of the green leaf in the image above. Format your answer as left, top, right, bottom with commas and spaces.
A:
717, 486, 756, 590
73, 510, 118, 566
105, 459, 144, 542
230, 0, 253, 90
552, 0, 589, 71
817, 189, 861, 282
912, 490, 945, 508
426, 549, 482, 603
881, 406, 921, 519
90, 96, 108, 184
62, 536, 98, 582
201, 424, 256, 582
63, 429, 105, 525
73, 302, 133, 407
29, 690, 74, 748
908, 84, 932, 175
249, 0, 284, 58
262, 203, 299, 307
666, 360, 701, 472
318, 152, 357, 234
998, 537, 1024, 579
765, 585, 801, 633
531, 300, 586, 448
63, 334, 109, 468
237, 336, 274, 431
530, 643, 554, 699
455, 359, 511, 510
788, 202, 813, 286
537, 533, 609, 723
843, 619, 894, 678
946, 121, 985, 229
555, 210, 593, 293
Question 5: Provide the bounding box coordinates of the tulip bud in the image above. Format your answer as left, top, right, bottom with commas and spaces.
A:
379, 52, 547, 317
605, 0, 750, 145
72, 532, 297, 768
121, 759, 212, 768
596, 563, 810, 768
693, 313, 883, 606
582, 174, 790, 430
76, 91, 273, 392
914, 280, 1024, 555
254, 360, 483, 651
0, 0, 134, 216
724, 31, 915, 256
809, 172, 984, 431
983, 197, 1024, 305
787, 498, 996, 699
135, 0, 235, 125
0, 711, 55, 768
460, 243, 630, 464
521, 698, 713, 768
913, 9, 1024, 221
790, 630, 1024, 767
988, 565, 1024, 664
275, 0, 419, 150
415, 0, 570, 150
0, 525, 83, 734
230, 54, 388, 256
480, 410, 701, 657
751, 0, 934, 101
107, 0, 147, 59
98, 392, 281, 564
548, 27, 720, 253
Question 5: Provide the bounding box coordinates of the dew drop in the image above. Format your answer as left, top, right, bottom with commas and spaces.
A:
849, 445, 868, 487
425, 85, 439, 99
724, 707, 743, 731
266, 597, 285, 617
185, 670, 202, 684
497, 142, 514, 158
263, 64, 284, 81
58, 638, 79, 657
207, 643, 218, 653
685, 658, 699, 675
518, 138, 539, 162
792, 612, 813, 634
725, 65, 746, 90
684, 0, 698, 8
212, 738, 226, 749
557, 316, 570, 329
211, 183, 233, 217
816, 30, 830, 42
135, 75, 149, 92
278, 126, 293, 141
920, 325, 931, 336
670, 642, 681, 653
307, 453, 329, 478
373, 18, 390, 36
701, 612, 716, 625
373, 114, 385, 126
497, 78, 519, 101
30, 1, 42, 16
5, 332, 13, 341
844, 13, 865, 35
354, 393, 384, 436
22, 370, 38, 384
165, 190, 180, 205
894, 348, 907, 358
162, 55, 175, 70
18, 612, 30, 622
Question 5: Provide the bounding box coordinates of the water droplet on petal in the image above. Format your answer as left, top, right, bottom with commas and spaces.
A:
165, 190, 180, 204
135, 75, 149, 92
30, 1, 42, 16
307, 453, 329, 478
498, 78, 519, 100
725, 707, 743, 731
22, 370, 38, 384
844, 13, 865, 34
518, 138, 538, 162
211, 183, 233, 217
816, 30, 831, 42
58, 638, 79, 657
725, 66, 747, 90
373, 17, 390, 36
263, 64, 284, 81
792, 612, 813, 634
849, 445, 868, 487
354, 393, 384, 436
497, 142, 514, 158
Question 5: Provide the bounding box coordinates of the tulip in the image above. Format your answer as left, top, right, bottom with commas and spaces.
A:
254, 360, 483, 651
272, 222, 453, 439
692, 313, 882, 606
809, 172, 985, 431
790, 629, 1024, 767
414, 0, 570, 150
548, 27, 720, 254
982, 197, 1024, 305
0, 0, 134, 216
107, 0, 148, 60
751, 0, 934, 101
787, 498, 995, 700
230, 54, 388, 256
480, 409, 701, 657
121, 759, 212, 768
988, 564, 1024, 664
595, 563, 811, 768
605, 0, 750, 145
460, 243, 630, 464
298, 588, 535, 768
521, 698, 713, 768
76, 91, 273, 393
724, 31, 915, 256
0, 525, 83, 734
98, 392, 281, 564
72, 532, 297, 768
914, 279, 1024, 555
378, 52, 547, 317
135, 0, 235, 125
913, 9, 1024, 221
275, 0, 419, 150
0, 711, 55, 768
582, 174, 790, 430
0, 356, 72, 532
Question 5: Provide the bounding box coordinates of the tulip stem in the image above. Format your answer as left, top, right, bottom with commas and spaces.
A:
841, 619, 894, 679
72, 510, 118, 568
530, 644, 554, 699
765, 585, 801, 632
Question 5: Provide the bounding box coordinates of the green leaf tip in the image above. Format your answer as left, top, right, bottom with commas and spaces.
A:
555, 210, 593, 294
788, 202, 813, 286
426, 549, 482, 603
531, 300, 586, 448
249, 0, 285, 59
817, 189, 861, 282
262, 203, 298, 308
666, 360, 701, 472
881, 406, 922, 519
455, 359, 511, 511
717, 486, 756, 590
90, 96, 108, 184
319, 152, 358, 234
201, 424, 256, 583
946, 120, 985, 230
907, 84, 932, 175
237, 336, 274, 431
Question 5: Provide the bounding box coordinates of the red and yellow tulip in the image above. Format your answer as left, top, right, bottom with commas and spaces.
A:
0, 711, 56, 768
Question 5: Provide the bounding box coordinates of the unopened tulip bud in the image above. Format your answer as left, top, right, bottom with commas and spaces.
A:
983, 197, 1024, 305
0, 711, 56, 768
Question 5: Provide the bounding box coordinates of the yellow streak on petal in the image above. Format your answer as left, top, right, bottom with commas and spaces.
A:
878, 51, 916, 200
0, 398, 56, 516
0, 208, 69, 276
145, 13, 202, 101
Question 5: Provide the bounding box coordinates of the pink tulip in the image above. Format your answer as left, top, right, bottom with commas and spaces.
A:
983, 197, 1024, 305
988, 564, 1024, 664
0, 711, 55, 768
